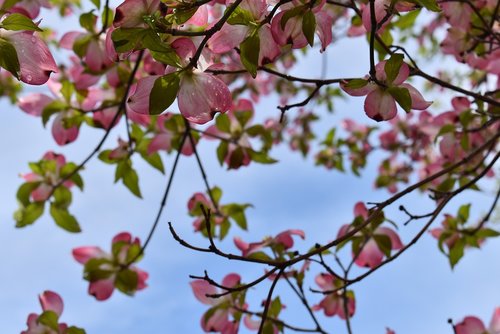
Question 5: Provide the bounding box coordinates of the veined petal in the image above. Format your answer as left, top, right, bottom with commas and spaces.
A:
38, 291, 63, 316
9, 32, 58, 85
127, 75, 161, 114
364, 88, 397, 121
208, 24, 248, 54
190, 280, 218, 305
178, 72, 231, 124
89, 278, 115, 301
400, 83, 433, 110
455, 316, 486, 334
72, 246, 107, 264
18, 93, 53, 117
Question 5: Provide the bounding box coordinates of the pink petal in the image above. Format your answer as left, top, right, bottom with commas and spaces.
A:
364, 88, 397, 122
489, 307, 500, 333
147, 133, 172, 154
376, 227, 403, 250
51, 114, 79, 146
134, 268, 149, 290
221, 273, 241, 288
315, 11, 333, 52
31, 183, 52, 202
113, 0, 160, 28
112, 232, 132, 244
89, 278, 115, 301
340, 79, 376, 97
258, 25, 281, 64
127, 75, 160, 114
315, 273, 335, 290
202, 308, 229, 332
243, 314, 261, 330
190, 280, 218, 305
208, 24, 248, 54
60, 31, 84, 49
455, 316, 487, 334
72, 246, 107, 264
354, 239, 384, 268
353, 202, 368, 219
400, 83, 433, 110
9, 32, 58, 85
178, 72, 232, 124
39, 291, 63, 316
234, 236, 249, 253
18, 93, 53, 117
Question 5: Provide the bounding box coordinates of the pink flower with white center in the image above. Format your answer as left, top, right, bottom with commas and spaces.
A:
72, 232, 149, 301
312, 273, 355, 319
338, 202, 403, 269
341, 59, 432, 121
234, 229, 305, 257
190, 273, 242, 334
21, 291, 84, 334
0, 15, 57, 85
455, 307, 500, 334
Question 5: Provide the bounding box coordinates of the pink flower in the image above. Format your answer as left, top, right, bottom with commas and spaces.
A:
234, 229, 305, 257
0, 21, 58, 85
341, 60, 432, 121
338, 202, 403, 268
455, 307, 500, 334
312, 273, 355, 319
72, 232, 148, 301
128, 38, 232, 124
21, 291, 84, 334
20, 151, 72, 202
190, 273, 242, 334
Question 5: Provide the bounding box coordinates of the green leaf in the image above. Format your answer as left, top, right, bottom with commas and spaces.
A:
16, 182, 40, 206
343, 79, 369, 89
415, 0, 440, 12
140, 151, 164, 173
14, 202, 45, 227
41, 101, 67, 126
0, 38, 20, 79
50, 204, 81, 233
37, 310, 59, 331
249, 150, 277, 164
121, 163, 142, 198
457, 204, 471, 223
384, 53, 404, 84
388, 86, 411, 113
1, 0, 21, 10
219, 218, 231, 240
211, 186, 222, 204
149, 72, 180, 115
215, 113, 231, 133
281, 6, 303, 29
448, 238, 465, 269
1, 13, 42, 31
79, 11, 97, 32
115, 269, 138, 295
67, 327, 87, 334
475, 228, 500, 239
394, 9, 420, 29
302, 10, 316, 47
226, 6, 253, 25
90, 0, 100, 8
373, 234, 392, 258
216, 142, 228, 166
240, 33, 260, 78
52, 186, 72, 209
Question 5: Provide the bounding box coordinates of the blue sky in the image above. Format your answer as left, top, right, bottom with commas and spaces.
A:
0, 5, 499, 334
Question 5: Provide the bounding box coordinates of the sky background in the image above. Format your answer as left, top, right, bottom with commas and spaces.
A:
0, 3, 499, 334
